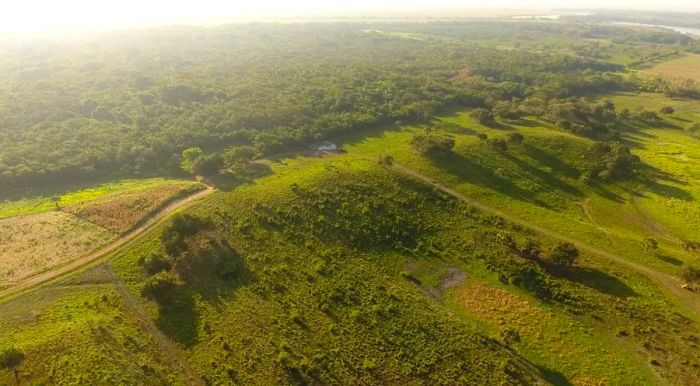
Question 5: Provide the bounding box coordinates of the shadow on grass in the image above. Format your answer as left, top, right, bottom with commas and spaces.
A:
535, 364, 572, 386
545, 264, 638, 298
429, 151, 550, 208
522, 144, 580, 179
502, 152, 583, 199
156, 287, 199, 347
656, 254, 684, 266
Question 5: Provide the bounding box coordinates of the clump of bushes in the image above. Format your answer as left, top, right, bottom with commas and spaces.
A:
584, 141, 640, 182
411, 135, 455, 157
549, 242, 579, 266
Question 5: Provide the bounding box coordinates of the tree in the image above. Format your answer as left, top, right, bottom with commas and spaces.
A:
639, 110, 658, 122
141, 271, 178, 304
138, 253, 172, 275
519, 240, 542, 260
181, 147, 204, 174
642, 237, 658, 253
470, 108, 494, 124
191, 153, 224, 176
224, 145, 258, 167
487, 138, 508, 152
506, 132, 524, 145
550, 242, 578, 266
660, 106, 675, 115
410, 135, 455, 157
680, 266, 700, 290
0, 347, 24, 384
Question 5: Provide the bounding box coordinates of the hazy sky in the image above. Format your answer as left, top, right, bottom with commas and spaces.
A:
1, 0, 698, 34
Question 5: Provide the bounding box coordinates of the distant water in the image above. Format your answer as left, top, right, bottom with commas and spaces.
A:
613, 22, 700, 37
512, 12, 592, 21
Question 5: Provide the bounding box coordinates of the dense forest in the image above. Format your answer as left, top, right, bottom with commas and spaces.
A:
0, 21, 697, 190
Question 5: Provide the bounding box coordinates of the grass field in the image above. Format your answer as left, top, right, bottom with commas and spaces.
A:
0, 266, 186, 385
62, 181, 205, 233
2, 92, 699, 384
0, 211, 115, 285
642, 54, 700, 81
0, 178, 204, 286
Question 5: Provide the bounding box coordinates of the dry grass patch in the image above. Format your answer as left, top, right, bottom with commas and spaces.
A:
450, 281, 648, 385
0, 211, 115, 284
63, 183, 203, 234
642, 54, 700, 81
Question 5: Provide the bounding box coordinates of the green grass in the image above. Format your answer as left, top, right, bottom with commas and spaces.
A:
0, 267, 185, 385
105, 155, 699, 384
3, 93, 700, 384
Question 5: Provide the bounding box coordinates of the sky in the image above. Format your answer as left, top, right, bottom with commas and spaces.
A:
0, 0, 698, 34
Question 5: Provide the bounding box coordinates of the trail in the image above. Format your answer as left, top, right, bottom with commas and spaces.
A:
390, 163, 700, 319
0, 186, 215, 300
103, 265, 203, 386
578, 199, 615, 246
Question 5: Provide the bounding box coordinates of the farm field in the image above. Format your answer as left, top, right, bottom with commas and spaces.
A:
0, 212, 114, 285
0, 179, 205, 286
642, 54, 700, 81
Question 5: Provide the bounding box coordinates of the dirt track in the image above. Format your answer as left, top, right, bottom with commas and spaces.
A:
391, 163, 700, 319
0, 186, 215, 300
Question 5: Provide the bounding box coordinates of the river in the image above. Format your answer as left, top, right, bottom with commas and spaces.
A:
613, 22, 700, 37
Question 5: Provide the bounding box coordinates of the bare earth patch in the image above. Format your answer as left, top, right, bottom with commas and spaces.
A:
0, 211, 115, 284
62, 183, 203, 234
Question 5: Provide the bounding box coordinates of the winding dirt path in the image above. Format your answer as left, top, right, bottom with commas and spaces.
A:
0, 186, 215, 300
390, 163, 700, 319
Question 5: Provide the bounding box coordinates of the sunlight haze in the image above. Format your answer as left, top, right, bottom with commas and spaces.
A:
1, 0, 699, 34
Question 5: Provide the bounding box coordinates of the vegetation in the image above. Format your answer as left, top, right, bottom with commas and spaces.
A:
410, 135, 455, 157
2, 18, 700, 386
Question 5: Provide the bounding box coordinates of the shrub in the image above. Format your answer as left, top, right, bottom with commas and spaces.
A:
519, 240, 542, 260
0, 347, 24, 383
470, 108, 495, 124
639, 110, 658, 122
659, 106, 674, 114
585, 142, 640, 182
506, 132, 524, 145
680, 266, 700, 290
377, 154, 394, 167
641, 237, 658, 253
487, 138, 508, 152
141, 271, 178, 304
139, 253, 172, 275
550, 242, 579, 266
161, 214, 211, 255
410, 135, 455, 157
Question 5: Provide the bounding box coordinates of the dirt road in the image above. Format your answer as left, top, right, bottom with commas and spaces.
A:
0, 186, 215, 300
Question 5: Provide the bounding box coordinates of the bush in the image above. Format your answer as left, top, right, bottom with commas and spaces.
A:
487, 138, 508, 152
680, 266, 700, 290
141, 271, 178, 304
139, 253, 172, 275
470, 108, 495, 124
161, 214, 211, 256
660, 106, 674, 114
506, 132, 524, 145
410, 135, 455, 157
550, 242, 579, 266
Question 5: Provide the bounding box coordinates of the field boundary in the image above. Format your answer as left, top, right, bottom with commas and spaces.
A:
0, 186, 215, 301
